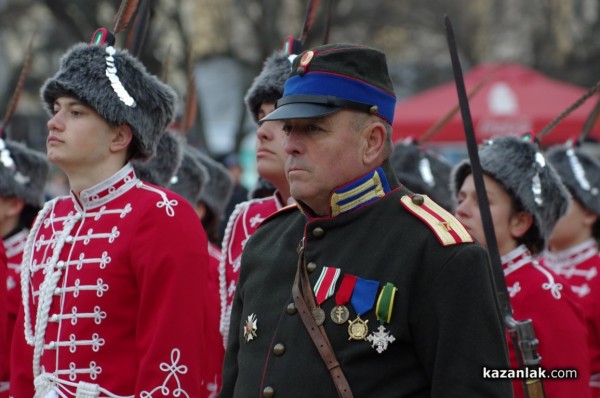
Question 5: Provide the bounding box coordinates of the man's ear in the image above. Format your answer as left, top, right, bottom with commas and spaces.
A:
582, 207, 598, 228
510, 211, 534, 239
362, 121, 387, 165
110, 124, 133, 153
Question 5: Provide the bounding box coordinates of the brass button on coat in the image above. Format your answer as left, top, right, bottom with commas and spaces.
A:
263, 386, 275, 398
306, 262, 317, 273
286, 302, 297, 314
312, 227, 325, 238
411, 194, 425, 205
273, 343, 285, 356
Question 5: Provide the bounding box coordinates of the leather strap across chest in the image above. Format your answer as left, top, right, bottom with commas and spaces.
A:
291, 243, 353, 398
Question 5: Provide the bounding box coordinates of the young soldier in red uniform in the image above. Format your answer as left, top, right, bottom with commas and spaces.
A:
218, 50, 294, 345
9, 42, 210, 397
0, 139, 49, 396
540, 144, 600, 397
453, 135, 591, 398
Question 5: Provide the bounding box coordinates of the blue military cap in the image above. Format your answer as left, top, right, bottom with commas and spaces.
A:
261, 43, 396, 124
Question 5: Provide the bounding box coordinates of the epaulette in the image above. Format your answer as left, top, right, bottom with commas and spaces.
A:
400, 194, 473, 246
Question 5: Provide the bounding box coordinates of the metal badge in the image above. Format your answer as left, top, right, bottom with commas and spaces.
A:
312, 307, 326, 326
330, 305, 350, 324
347, 317, 369, 340
300, 50, 314, 67
366, 325, 396, 354
244, 313, 258, 342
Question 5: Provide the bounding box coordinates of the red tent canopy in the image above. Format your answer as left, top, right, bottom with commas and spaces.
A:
392, 63, 600, 146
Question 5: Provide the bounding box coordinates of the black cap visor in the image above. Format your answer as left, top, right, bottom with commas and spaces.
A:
259, 94, 376, 123
260, 102, 341, 123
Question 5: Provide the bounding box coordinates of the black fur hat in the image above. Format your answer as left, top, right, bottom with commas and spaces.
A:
132, 131, 184, 187
451, 135, 570, 250
244, 51, 292, 123
194, 151, 234, 220
546, 144, 600, 216
0, 139, 49, 207
168, 144, 210, 205
41, 43, 177, 160
390, 139, 454, 211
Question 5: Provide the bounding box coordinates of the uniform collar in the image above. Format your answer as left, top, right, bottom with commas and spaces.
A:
542, 238, 598, 269
298, 159, 399, 218
71, 163, 140, 211
4, 228, 29, 257
501, 244, 532, 274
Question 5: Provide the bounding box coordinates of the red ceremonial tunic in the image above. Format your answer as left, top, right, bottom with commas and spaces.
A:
540, 238, 600, 397
503, 245, 591, 398
9, 164, 210, 398
5, 230, 28, 339
218, 194, 284, 346
206, 242, 224, 398
2, 229, 28, 397
0, 240, 8, 396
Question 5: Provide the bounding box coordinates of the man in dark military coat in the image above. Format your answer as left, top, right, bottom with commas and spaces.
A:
219, 43, 513, 398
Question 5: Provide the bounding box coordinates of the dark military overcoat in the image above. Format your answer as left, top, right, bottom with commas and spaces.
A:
220, 162, 513, 398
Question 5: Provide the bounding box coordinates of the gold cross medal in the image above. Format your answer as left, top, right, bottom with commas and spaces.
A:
331, 305, 350, 325
347, 277, 379, 340
312, 267, 341, 326
366, 282, 397, 353
244, 313, 258, 342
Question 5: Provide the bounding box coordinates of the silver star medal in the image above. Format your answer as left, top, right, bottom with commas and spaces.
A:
244, 313, 258, 342
366, 324, 396, 354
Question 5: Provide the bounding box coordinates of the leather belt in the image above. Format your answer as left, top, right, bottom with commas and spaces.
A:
292, 243, 353, 398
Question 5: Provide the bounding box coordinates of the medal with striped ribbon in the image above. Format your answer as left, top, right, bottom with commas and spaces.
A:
312, 267, 341, 325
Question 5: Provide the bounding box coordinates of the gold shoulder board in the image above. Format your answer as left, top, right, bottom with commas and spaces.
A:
400, 194, 473, 246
